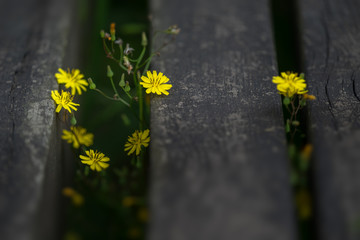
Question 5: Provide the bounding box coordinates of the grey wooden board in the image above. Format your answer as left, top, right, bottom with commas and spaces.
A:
0, 0, 76, 239
149, 0, 297, 239
300, 0, 360, 239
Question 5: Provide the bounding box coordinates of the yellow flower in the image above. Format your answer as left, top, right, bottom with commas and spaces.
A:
128, 228, 141, 239
62, 126, 94, 149
137, 208, 149, 222
122, 196, 137, 207
51, 90, 80, 113
296, 188, 312, 220
80, 149, 110, 172
303, 93, 316, 100
124, 129, 150, 155
62, 187, 84, 206
272, 72, 308, 97
140, 71, 172, 95
55, 68, 88, 95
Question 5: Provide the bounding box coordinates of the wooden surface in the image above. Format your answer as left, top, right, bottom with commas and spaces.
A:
149, 0, 297, 239
0, 0, 77, 239
300, 0, 360, 239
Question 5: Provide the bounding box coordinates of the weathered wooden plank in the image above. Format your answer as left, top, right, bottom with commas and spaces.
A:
148, 0, 297, 239
0, 0, 77, 239
300, 0, 360, 239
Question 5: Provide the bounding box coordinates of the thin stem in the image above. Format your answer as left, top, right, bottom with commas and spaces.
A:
134, 73, 143, 130
138, 53, 156, 69
135, 46, 146, 70
118, 44, 124, 62
121, 87, 133, 100
93, 88, 130, 107
109, 76, 121, 99
142, 56, 153, 76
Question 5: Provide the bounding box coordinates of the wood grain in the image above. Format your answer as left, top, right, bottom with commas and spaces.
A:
300, 0, 360, 239
0, 0, 77, 239
148, 0, 297, 239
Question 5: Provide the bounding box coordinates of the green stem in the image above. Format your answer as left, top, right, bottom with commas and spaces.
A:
142, 57, 152, 76
93, 88, 130, 107
134, 73, 143, 130
138, 53, 156, 69
109, 76, 121, 99
136, 46, 146, 70
121, 87, 133, 100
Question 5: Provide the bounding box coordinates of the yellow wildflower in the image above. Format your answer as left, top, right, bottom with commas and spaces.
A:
137, 208, 149, 222
55, 68, 88, 95
62, 126, 94, 149
80, 149, 110, 172
301, 144, 313, 160
140, 71, 172, 95
272, 72, 308, 97
303, 93, 316, 100
128, 228, 141, 239
62, 187, 84, 206
51, 90, 79, 113
122, 196, 137, 207
124, 129, 150, 155
295, 188, 312, 220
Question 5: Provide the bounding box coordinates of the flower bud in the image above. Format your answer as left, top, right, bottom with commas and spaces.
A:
107, 65, 114, 78
300, 98, 307, 107
70, 114, 77, 125
119, 73, 126, 87
283, 97, 291, 106
141, 32, 147, 46
292, 120, 300, 126
88, 78, 96, 89
100, 30, 105, 38
303, 93, 316, 100
110, 23, 116, 41
121, 114, 131, 126
166, 25, 180, 35
125, 81, 131, 92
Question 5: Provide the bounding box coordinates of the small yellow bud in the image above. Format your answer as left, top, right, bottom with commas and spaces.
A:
72, 193, 84, 206
138, 208, 149, 222
303, 93, 316, 100
110, 23, 116, 41
302, 144, 313, 159
122, 196, 137, 207
62, 187, 75, 197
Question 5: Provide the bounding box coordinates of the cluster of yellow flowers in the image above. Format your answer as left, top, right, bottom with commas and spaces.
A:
51, 67, 171, 172
51, 68, 110, 172
51, 68, 88, 113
